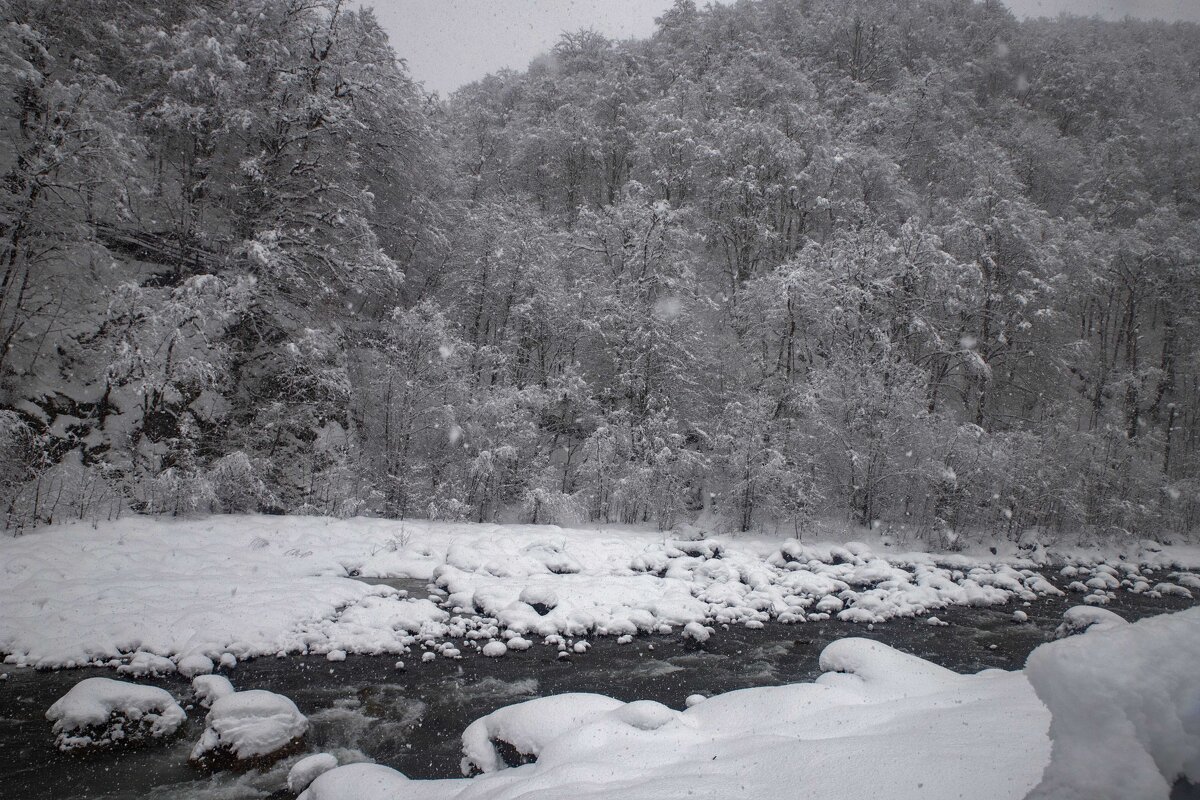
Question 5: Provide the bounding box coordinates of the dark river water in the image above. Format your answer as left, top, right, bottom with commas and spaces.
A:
0, 572, 1195, 800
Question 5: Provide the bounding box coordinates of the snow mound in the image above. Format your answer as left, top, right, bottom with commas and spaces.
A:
192, 674, 235, 707
298, 762, 463, 800
1054, 605, 1127, 638
190, 689, 308, 764
682, 621, 712, 643
460, 693, 625, 774
178, 653, 214, 677
1152, 582, 1193, 599
611, 699, 680, 731
116, 651, 176, 677
288, 752, 339, 794
1025, 606, 1200, 799
816, 636, 958, 698
45, 677, 185, 751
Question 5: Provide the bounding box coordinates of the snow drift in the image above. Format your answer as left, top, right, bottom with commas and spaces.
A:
1026, 606, 1200, 799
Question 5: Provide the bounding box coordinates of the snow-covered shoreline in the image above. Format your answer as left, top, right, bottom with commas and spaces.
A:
2, 515, 1197, 671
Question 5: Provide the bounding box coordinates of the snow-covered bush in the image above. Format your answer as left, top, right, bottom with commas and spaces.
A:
142, 467, 214, 517
207, 452, 274, 513
2, 449, 126, 532
521, 486, 584, 526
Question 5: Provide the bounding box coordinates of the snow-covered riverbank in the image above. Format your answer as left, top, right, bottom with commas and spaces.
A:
2, 515, 1198, 671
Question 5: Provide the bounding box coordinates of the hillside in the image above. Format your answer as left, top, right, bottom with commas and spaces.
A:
1, 0, 1198, 542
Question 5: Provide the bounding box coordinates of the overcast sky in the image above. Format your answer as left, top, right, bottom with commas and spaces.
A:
369, 0, 1200, 96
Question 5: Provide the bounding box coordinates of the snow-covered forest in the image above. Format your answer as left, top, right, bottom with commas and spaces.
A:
2, 0, 1199, 542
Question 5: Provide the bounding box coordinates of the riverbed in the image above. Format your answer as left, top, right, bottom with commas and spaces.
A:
1, 572, 1195, 800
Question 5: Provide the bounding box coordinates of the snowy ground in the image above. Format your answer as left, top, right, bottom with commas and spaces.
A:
2, 515, 1198, 671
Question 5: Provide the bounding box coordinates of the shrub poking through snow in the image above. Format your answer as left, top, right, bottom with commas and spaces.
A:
189, 689, 307, 769
45, 678, 185, 751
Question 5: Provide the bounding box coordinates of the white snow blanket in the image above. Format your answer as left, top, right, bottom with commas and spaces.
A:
45, 677, 185, 750
191, 689, 308, 761
1, 515, 1196, 669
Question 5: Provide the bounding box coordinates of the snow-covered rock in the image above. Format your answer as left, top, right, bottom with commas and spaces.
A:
517, 586, 558, 614
611, 699, 679, 730
460, 693, 625, 774
1054, 606, 1127, 639
192, 674, 235, 708
482, 641, 507, 658
45, 677, 185, 751
1170, 573, 1200, 591
814, 594, 844, 614
177, 653, 215, 677
190, 689, 307, 766
298, 762, 464, 800
288, 753, 339, 794
116, 651, 176, 677
1152, 582, 1193, 599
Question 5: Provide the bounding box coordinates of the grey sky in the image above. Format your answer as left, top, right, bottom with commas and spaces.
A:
369, 0, 1200, 96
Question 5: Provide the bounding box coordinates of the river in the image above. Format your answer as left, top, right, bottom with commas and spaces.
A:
1, 571, 1195, 800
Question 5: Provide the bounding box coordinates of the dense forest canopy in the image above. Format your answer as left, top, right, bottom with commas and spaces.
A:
1, 0, 1197, 543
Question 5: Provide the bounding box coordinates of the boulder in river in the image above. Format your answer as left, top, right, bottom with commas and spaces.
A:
189, 689, 307, 771
46, 677, 185, 751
